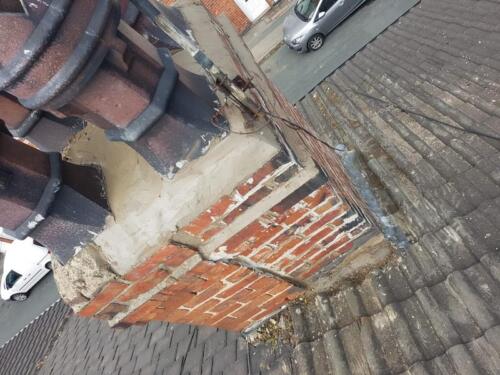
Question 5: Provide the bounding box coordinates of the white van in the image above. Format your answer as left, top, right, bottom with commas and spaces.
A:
1, 238, 52, 301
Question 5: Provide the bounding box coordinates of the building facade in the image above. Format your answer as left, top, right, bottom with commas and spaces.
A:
165, 0, 277, 32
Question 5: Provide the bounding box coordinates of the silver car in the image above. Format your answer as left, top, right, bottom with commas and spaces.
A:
284, 0, 367, 52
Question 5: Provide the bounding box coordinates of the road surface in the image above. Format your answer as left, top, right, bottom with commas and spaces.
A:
262, 0, 419, 103
0, 272, 60, 347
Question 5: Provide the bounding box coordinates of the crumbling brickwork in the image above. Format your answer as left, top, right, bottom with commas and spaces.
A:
76, 150, 371, 331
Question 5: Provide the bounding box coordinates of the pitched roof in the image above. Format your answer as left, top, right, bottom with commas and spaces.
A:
290, 0, 500, 372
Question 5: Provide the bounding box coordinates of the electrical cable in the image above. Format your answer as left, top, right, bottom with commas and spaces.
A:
351, 89, 500, 142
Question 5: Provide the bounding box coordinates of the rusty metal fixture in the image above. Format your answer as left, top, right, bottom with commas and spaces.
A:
0, 132, 109, 263
0, 92, 84, 152
0, 0, 224, 176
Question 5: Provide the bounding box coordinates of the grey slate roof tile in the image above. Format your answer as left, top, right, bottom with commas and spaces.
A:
322, 330, 350, 375
383, 303, 424, 367
293, 342, 315, 375
339, 323, 372, 375
356, 276, 384, 316
446, 270, 499, 330
329, 290, 356, 329
467, 335, 500, 375
414, 288, 462, 349
359, 317, 390, 375
433, 279, 485, 342
370, 310, 409, 373
446, 345, 483, 375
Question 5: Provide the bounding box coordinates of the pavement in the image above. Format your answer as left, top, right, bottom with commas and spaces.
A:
242, 0, 294, 63
260, 0, 420, 103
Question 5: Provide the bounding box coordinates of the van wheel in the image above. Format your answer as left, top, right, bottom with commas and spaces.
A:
45, 261, 52, 270
11, 293, 28, 302
308, 34, 325, 51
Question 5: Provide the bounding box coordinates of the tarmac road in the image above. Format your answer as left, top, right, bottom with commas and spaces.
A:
262, 0, 419, 103
0, 267, 60, 347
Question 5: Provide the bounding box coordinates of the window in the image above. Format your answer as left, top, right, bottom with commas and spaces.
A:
319, 0, 337, 12
5, 270, 21, 289
294, 0, 320, 21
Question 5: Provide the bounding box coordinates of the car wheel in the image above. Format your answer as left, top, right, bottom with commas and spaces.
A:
11, 293, 28, 302
45, 261, 52, 270
308, 34, 325, 51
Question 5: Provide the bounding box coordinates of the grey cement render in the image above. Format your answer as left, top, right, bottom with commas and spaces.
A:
262, 0, 419, 103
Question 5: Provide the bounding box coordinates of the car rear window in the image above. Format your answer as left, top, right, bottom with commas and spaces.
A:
5, 270, 22, 289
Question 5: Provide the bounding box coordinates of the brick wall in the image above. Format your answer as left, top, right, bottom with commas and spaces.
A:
163, 0, 274, 33
76, 149, 371, 331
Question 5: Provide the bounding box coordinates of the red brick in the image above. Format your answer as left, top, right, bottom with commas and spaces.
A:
181, 211, 213, 236
182, 282, 224, 309
284, 259, 309, 274
303, 207, 346, 236
217, 273, 260, 299
267, 281, 298, 296
260, 287, 303, 310
280, 207, 309, 226
231, 304, 264, 320
155, 306, 192, 323
155, 291, 195, 314
118, 269, 170, 302
265, 236, 303, 264
200, 225, 224, 242
276, 258, 292, 270
189, 261, 233, 279
315, 197, 339, 215
182, 298, 220, 323
303, 185, 332, 208
268, 230, 295, 248
209, 300, 243, 315
349, 225, 368, 238
250, 246, 274, 262
123, 244, 195, 282
225, 267, 253, 283
250, 225, 284, 248
208, 196, 235, 216
321, 235, 352, 259
243, 186, 273, 207
321, 226, 343, 244
222, 206, 245, 225
223, 221, 263, 252
236, 161, 275, 196
271, 174, 326, 214
79, 281, 128, 318
94, 303, 128, 320
121, 300, 161, 324
228, 287, 254, 302
294, 227, 333, 256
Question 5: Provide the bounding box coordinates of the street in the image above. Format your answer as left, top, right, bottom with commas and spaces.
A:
0, 273, 60, 347
262, 0, 419, 103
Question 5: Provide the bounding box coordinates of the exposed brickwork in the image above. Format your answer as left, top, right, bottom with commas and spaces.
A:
192, 172, 370, 280
77, 151, 371, 331
180, 151, 297, 242
127, 261, 301, 331
78, 247, 301, 331
163, 0, 253, 33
